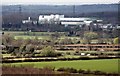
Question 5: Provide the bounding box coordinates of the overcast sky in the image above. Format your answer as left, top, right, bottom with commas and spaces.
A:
2, 0, 119, 5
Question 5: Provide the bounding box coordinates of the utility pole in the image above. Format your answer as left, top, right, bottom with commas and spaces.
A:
19, 5, 22, 15
18, 5, 22, 29
73, 5, 75, 17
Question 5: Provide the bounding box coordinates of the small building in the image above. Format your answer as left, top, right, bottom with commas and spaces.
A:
22, 17, 37, 25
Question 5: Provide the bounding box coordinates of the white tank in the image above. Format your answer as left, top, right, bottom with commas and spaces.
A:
28, 17, 31, 21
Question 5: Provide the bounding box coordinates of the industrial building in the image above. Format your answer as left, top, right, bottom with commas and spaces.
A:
22, 14, 116, 31
22, 14, 99, 26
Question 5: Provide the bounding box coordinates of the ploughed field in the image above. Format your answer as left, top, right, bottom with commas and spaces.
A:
4, 59, 119, 73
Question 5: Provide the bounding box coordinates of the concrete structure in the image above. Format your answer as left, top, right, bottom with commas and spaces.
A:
38, 14, 98, 26
60, 18, 86, 26
22, 17, 32, 24
38, 14, 64, 24
22, 17, 37, 25
22, 14, 103, 27
60, 17, 98, 27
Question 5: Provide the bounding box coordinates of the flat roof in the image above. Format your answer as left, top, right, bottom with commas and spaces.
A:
60, 18, 95, 21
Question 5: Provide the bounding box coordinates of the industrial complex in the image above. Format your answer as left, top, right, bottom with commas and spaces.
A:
22, 14, 101, 26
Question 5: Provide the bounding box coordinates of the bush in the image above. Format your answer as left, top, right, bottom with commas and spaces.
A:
107, 73, 119, 76
93, 70, 107, 75
82, 69, 92, 74
74, 51, 81, 55
114, 37, 119, 44
57, 67, 66, 71
56, 52, 62, 56
43, 66, 55, 71
57, 67, 77, 73
66, 52, 71, 55
66, 68, 78, 73
78, 69, 85, 73
41, 46, 58, 57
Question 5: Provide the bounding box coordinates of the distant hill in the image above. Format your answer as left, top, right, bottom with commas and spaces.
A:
2, 4, 119, 25
2, 4, 119, 31
2, 4, 118, 16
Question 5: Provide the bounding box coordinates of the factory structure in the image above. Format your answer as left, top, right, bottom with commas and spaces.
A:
22, 14, 119, 31
22, 14, 102, 26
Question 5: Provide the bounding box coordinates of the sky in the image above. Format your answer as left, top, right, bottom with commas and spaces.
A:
2, 0, 119, 5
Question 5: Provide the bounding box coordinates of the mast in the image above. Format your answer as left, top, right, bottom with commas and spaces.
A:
73, 5, 75, 17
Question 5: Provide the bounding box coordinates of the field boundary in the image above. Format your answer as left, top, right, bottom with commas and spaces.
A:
2, 56, 119, 63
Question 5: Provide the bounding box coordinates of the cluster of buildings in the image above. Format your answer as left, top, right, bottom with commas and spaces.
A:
22, 14, 99, 26
22, 14, 119, 30
37, 14, 98, 26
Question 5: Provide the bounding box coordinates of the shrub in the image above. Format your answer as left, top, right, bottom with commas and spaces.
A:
93, 70, 106, 75
75, 51, 79, 54
57, 67, 77, 73
107, 73, 119, 76
57, 67, 66, 71
66, 68, 78, 73
56, 52, 62, 56
83, 69, 91, 74
41, 46, 57, 57
78, 69, 85, 73
66, 52, 71, 55
74, 51, 80, 55
43, 66, 55, 71
114, 37, 119, 44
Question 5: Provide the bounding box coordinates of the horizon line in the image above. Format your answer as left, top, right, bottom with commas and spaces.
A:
2, 3, 118, 6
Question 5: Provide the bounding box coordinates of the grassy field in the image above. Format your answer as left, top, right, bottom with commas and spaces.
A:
3, 31, 64, 36
14, 36, 81, 40
5, 59, 119, 73
2, 54, 11, 57
14, 36, 50, 40
3, 31, 81, 40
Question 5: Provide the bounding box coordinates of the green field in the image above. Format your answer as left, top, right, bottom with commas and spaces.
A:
6, 59, 119, 73
14, 36, 50, 40
3, 31, 81, 40
3, 31, 65, 36
2, 54, 12, 57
